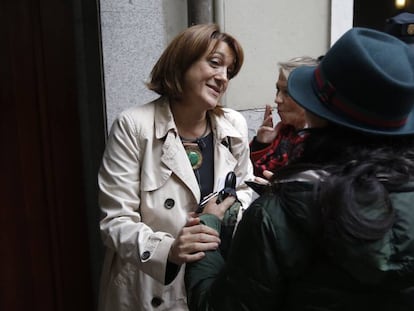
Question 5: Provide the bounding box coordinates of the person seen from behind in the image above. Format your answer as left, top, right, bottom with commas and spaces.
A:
185, 27, 414, 310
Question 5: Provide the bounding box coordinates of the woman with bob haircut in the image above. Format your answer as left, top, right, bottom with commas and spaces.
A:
185, 27, 414, 310
98, 23, 253, 311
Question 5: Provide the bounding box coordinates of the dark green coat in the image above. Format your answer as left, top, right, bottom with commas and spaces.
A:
185, 172, 414, 310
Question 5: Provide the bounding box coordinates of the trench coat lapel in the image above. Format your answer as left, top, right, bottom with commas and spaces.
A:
155, 99, 201, 202
161, 132, 201, 201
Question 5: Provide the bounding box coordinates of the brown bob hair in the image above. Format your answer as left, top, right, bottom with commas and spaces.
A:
146, 23, 244, 102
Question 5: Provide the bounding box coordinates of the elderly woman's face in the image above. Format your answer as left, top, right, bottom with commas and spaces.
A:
275, 70, 306, 130
181, 41, 235, 110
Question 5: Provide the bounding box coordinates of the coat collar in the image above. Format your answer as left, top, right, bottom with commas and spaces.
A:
153, 98, 201, 200
154, 98, 242, 142
152, 99, 242, 201
209, 108, 243, 142
154, 97, 177, 140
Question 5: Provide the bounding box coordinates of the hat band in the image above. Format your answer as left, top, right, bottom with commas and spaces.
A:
313, 67, 407, 129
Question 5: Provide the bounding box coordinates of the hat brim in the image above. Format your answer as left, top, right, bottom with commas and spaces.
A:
287, 66, 414, 135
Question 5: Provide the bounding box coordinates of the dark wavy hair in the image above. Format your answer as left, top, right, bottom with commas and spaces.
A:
286, 124, 414, 242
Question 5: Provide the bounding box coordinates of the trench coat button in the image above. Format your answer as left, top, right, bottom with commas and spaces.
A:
141, 251, 150, 260
164, 198, 175, 209
151, 297, 163, 307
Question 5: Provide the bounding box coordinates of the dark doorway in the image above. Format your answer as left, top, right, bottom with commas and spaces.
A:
1, 0, 105, 310
354, 0, 414, 30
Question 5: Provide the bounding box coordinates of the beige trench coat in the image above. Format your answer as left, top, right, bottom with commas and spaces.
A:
98, 97, 253, 311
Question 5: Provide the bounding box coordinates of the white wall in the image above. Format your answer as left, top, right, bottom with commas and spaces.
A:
331, 0, 354, 45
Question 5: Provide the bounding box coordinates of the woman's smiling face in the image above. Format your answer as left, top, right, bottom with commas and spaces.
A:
181, 40, 235, 110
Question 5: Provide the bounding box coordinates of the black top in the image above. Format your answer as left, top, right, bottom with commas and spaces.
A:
195, 131, 214, 200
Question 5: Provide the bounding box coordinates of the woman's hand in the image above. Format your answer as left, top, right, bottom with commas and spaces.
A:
253, 170, 274, 182
256, 104, 279, 144
262, 170, 274, 181
202, 195, 236, 220
168, 214, 221, 265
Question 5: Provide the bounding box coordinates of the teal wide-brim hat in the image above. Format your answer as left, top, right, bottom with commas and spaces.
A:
288, 27, 414, 135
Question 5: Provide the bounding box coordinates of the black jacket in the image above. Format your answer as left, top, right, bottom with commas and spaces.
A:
185, 170, 414, 310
